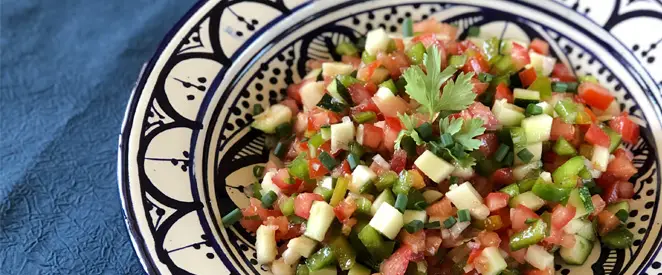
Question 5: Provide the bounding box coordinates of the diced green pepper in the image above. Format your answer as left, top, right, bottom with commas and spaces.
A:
448, 55, 467, 69
349, 142, 365, 158
482, 37, 501, 64
375, 171, 398, 191
406, 189, 427, 210
602, 126, 622, 153
358, 225, 387, 260
393, 170, 413, 195
510, 219, 548, 251
493, 55, 515, 75
528, 76, 552, 100
362, 51, 376, 64
288, 153, 310, 181
510, 127, 527, 150
251, 182, 262, 199
306, 246, 336, 271
500, 183, 521, 198
379, 79, 398, 94
313, 187, 333, 201
601, 226, 633, 249
406, 42, 426, 65
355, 197, 372, 215
554, 98, 578, 124
352, 111, 377, 123
336, 41, 359, 56
552, 156, 586, 184
296, 264, 310, 275
329, 235, 357, 270
279, 196, 295, 216
337, 75, 360, 88
553, 137, 577, 156
517, 178, 539, 192
532, 182, 571, 202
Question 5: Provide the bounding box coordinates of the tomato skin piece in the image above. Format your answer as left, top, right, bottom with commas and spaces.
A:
476, 133, 499, 157
308, 158, 329, 179
495, 83, 514, 103
578, 82, 615, 110
511, 204, 540, 231
510, 42, 531, 70
380, 245, 413, 275
519, 67, 537, 87
485, 192, 510, 212
359, 123, 384, 150
552, 63, 577, 82
294, 193, 324, 219
491, 168, 514, 187
609, 112, 640, 144
413, 19, 458, 39
584, 124, 611, 147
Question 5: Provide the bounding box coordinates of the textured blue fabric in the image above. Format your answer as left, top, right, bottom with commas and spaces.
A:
0, 1, 195, 273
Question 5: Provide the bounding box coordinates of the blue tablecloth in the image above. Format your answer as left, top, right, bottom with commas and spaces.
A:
1, 1, 195, 273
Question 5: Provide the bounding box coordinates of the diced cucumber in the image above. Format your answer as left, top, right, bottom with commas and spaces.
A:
326, 78, 351, 104
371, 189, 395, 216
451, 164, 475, 179
521, 114, 553, 143
260, 171, 282, 196
591, 145, 610, 172
536, 102, 554, 116
365, 28, 391, 55
606, 201, 630, 214
309, 267, 337, 275
477, 246, 508, 275
287, 236, 318, 260
566, 187, 594, 219
256, 225, 278, 264
525, 244, 554, 271
348, 264, 371, 275
513, 160, 542, 180
304, 68, 323, 80
509, 191, 545, 211
564, 219, 596, 241
414, 150, 455, 183
560, 235, 593, 265
529, 51, 556, 76
320, 126, 331, 140
330, 120, 355, 153
369, 203, 404, 240
513, 88, 541, 108
403, 210, 427, 225
492, 99, 526, 127
515, 142, 542, 165
251, 104, 293, 134
349, 165, 377, 194
422, 190, 444, 204
552, 156, 586, 184
322, 62, 354, 78
300, 81, 327, 110
272, 258, 297, 274
320, 177, 334, 190
446, 182, 489, 219
282, 247, 302, 265
305, 201, 336, 242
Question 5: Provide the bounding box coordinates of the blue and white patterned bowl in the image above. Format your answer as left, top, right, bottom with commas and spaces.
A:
118, 0, 662, 274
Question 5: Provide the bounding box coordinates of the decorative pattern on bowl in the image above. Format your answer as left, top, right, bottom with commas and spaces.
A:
118, 0, 662, 274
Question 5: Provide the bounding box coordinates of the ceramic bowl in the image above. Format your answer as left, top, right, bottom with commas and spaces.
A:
118, 0, 662, 274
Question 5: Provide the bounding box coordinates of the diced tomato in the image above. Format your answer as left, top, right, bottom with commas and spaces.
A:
383, 117, 403, 151
591, 195, 606, 214
467, 247, 484, 264
286, 79, 311, 104
333, 198, 357, 223
542, 151, 570, 172
471, 78, 489, 95
411, 33, 438, 47
342, 55, 361, 68
294, 193, 324, 219
358, 123, 384, 150
519, 67, 537, 87
456, 40, 481, 54
485, 192, 510, 212
511, 204, 540, 231
357, 60, 382, 82
477, 231, 501, 247
604, 153, 637, 180
597, 210, 621, 236
584, 124, 611, 147
400, 230, 426, 254
552, 63, 577, 82
413, 19, 458, 40
373, 95, 410, 118
616, 180, 635, 199
476, 133, 499, 157
549, 118, 574, 141
264, 216, 295, 241
491, 168, 514, 187
578, 82, 615, 110
529, 38, 549, 55
527, 268, 554, 275
350, 99, 381, 117
495, 83, 514, 103
426, 197, 456, 218
470, 175, 493, 198
393, 38, 405, 52
307, 108, 341, 131
510, 42, 531, 70
240, 198, 282, 232
380, 245, 413, 275
462, 54, 490, 74
272, 168, 301, 195
348, 83, 375, 104
391, 149, 408, 173
332, 159, 352, 176
377, 51, 411, 78
609, 112, 640, 144
425, 230, 442, 256
308, 158, 329, 179
614, 148, 634, 161
467, 102, 499, 130
551, 204, 576, 229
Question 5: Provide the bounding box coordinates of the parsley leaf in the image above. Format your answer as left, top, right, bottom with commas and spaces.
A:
402, 45, 459, 119
437, 72, 477, 111
394, 113, 425, 149
439, 116, 463, 136
454, 118, 486, 150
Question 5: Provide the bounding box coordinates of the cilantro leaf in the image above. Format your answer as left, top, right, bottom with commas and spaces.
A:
394, 113, 425, 149
437, 72, 477, 111
403, 45, 458, 119
439, 116, 463, 136
454, 118, 486, 150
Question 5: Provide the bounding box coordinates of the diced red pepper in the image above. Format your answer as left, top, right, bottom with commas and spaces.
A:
495, 83, 514, 103
308, 158, 329, 179
578, 82, 615, 110
519, 67, 537, 87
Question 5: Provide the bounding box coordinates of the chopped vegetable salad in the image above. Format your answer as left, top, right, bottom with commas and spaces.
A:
221, 18, 641, 275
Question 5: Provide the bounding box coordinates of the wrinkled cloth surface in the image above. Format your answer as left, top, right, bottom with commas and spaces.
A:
1, 1, 195, 274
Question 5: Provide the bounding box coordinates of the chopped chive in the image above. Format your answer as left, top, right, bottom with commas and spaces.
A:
275, 123, 293, 138
615, 209, 629, 223
347, 153, 360, 170
457, 209, 471, 222
395, 193, 408, 213
261, 190, 278, 208
318, 151, 337, 171
221, 208, 243, 227
478, 72, 494, 83
443, 216, 457, 228
404, 220, 424, 233
494, 144, 510, 162
273, 141, 288, 159
414, 200, 428, 211
352, 111, 377, 123
566, 82, 579, 93
251, 182, 262, 199
424, 221, 441, 229
525, 104, 543, 117
439, 133, 454, 148
252, 104, 264, 115
349, 142, 365, 158
525, 218, 539, 224
449, 176, 459, 186
517, 148, 534, 163
252, 165, 265, 179
503, 151, 515, 166
552, 82, 568, 93
415, 122, 434, 141
467, 26, 480, 37
402, 18, 413, 37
